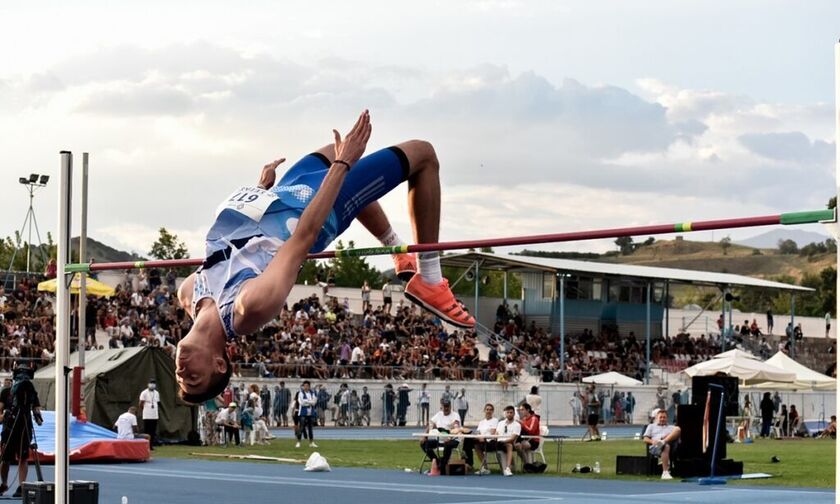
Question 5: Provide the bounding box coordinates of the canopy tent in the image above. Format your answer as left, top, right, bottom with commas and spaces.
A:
748, 351, 836, 390
33, 347, 195, 442
582, 371, 643, 387
38, 273, 115, 297
683, 349, 796, 385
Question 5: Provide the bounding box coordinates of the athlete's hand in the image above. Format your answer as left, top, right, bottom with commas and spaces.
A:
333, 110, 372, 167
258, 158, 286, 189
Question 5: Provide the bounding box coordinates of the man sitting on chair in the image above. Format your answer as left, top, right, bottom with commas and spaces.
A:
497, 405, 520, 477
472, 403, 499, 475
420, 397, 461, 473
643, 409, 681, 480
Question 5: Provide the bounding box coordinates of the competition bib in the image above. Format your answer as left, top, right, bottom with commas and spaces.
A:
216, 186, 278, 222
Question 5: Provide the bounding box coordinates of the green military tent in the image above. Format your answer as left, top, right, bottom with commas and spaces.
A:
33, 347, 195, 442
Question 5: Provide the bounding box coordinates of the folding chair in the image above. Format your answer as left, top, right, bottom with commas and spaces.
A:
532, 425, 549, 464
418, 438, 461, 473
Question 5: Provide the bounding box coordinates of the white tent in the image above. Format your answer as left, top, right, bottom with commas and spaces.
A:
582, 371, 643, 387
683, 349, 796, 385
748, 352, 836, 390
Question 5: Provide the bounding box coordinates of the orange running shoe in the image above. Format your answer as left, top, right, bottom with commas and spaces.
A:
404, 275, 476, 328
392, 253, 417, 281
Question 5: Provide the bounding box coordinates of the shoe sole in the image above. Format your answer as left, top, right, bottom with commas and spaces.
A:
404, 290, 474, 329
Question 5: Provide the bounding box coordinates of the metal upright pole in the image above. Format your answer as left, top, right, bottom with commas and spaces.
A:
559, 275, 565, 379
473, 262, 480, 325
79, 153, 88, 375
721, 289, 727, 351
503, 271, 508, 305
56, 151, 73, 504
833, 38, 839, 494
790, 294, 796, 359
645, 282, 651, 384
664, 281, 670, 338
26, 189, 33, 273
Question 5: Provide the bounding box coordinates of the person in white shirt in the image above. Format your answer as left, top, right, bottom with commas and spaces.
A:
215, 402, 241, 446
114, 406, 150, 442
420, 398, 461, 472
643, 409, 681, 480
138, 379, 161, 450
525, 386, 542, 416
498, 405, 521, 476
472, 403, 500, 475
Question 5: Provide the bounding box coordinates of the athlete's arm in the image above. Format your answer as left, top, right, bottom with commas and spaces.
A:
257, 158, 286, 190
234, 110, 372, 334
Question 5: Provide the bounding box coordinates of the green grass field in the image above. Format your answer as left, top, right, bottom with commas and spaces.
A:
156, 437, 835, 488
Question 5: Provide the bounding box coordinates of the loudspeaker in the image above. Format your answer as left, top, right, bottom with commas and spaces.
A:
691, 376, 739, 417
676, 404, 704, 459
23, 481, 99, 504
615, 455, 658, 476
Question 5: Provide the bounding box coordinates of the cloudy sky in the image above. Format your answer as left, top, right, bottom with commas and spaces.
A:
1, 0, 838, 270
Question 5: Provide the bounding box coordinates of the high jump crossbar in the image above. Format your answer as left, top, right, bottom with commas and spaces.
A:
64, 208, 836, 273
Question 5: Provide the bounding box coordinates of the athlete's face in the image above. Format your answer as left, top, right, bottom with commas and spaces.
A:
175, 331, 226, 397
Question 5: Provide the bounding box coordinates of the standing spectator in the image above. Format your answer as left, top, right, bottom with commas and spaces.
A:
44, 259, 57, 280
382, 384, 396, 426
382, 282, 394, 315
586, 393, 601, 441
201, 396, 221, 446
655, 386, 667, 410
316, 385, 330, 427
274, 382, 291, 427
297, 381, 318, 448
454, 388, 469, 425
759, 392, 775, 438
772, 391, 781, 414
570, 392, 582, 425
441, 384, 453, 405
525, 386, 542, 417
417, 383, 431, 427
766, 309, 774, 335
360, 386, 372, 426
139, 379, 160, 450
826, 312, 832, 338
216, 402, 240, 446
361, 280, 371, 312
669, 389, 681, 424
780, 404, 789, 436
260, 385, 271, 425
625, 392, 636, 424
397, 384, 411, 426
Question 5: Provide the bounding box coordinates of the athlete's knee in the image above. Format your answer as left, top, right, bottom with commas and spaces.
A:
398, 139, 438, 171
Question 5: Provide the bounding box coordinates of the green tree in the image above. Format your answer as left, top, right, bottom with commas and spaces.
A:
777, 239, 798, 255
719, 236, 732, 255
328, 241, 384, 288
615, 236, 634, 255
149, 227, 189, 261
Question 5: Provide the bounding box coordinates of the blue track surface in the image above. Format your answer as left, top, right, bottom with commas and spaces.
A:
21, 459, 833, 504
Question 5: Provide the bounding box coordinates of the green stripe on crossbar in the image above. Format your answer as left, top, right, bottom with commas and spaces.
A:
674, 222, 693, 232
780, 209, 836, 225
335, 245, 406, 258
65, 263, 90, 273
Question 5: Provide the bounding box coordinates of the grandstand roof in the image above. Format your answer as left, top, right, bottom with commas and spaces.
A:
440, 252, 813, 292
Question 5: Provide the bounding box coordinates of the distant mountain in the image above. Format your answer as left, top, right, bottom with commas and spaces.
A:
735, 229, 830, 249
70, 237, 146, 263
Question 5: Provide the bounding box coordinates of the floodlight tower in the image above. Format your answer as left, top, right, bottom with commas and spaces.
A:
5, 173, 50, 279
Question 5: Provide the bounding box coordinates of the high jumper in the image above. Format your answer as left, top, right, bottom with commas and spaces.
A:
173, 110, 475, 404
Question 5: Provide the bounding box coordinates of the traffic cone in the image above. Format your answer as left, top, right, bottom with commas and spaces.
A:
429, 459, 441, 476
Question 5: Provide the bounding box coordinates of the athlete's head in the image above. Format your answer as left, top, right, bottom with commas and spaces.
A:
176, 314, 231, 404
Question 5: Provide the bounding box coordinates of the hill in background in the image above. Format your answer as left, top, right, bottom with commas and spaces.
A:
70, 237, 146, 263
736, 229, 830, 249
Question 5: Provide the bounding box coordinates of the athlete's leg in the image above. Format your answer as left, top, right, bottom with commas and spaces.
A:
393, 140, 440, 245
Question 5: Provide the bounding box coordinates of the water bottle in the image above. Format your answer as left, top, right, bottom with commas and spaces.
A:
122, 497, 128, 504
594, 461, 601, 474
575, 463, 581, 472
601, 431, 608, 441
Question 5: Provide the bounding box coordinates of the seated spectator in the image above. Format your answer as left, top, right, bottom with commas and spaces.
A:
515, 403, 540, 465
216, 402, 241, 446
419, 398, 461, 473
497, 405, 520, 477
114, 406, 150, 442
819, 415, 836, 439
789, 405, 801, 435
643, 409, 681, 480
470, 403, 499, 475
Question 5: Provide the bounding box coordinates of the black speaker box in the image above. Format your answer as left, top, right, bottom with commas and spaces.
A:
23, 480, 99, 504
615, 455, 659, 476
